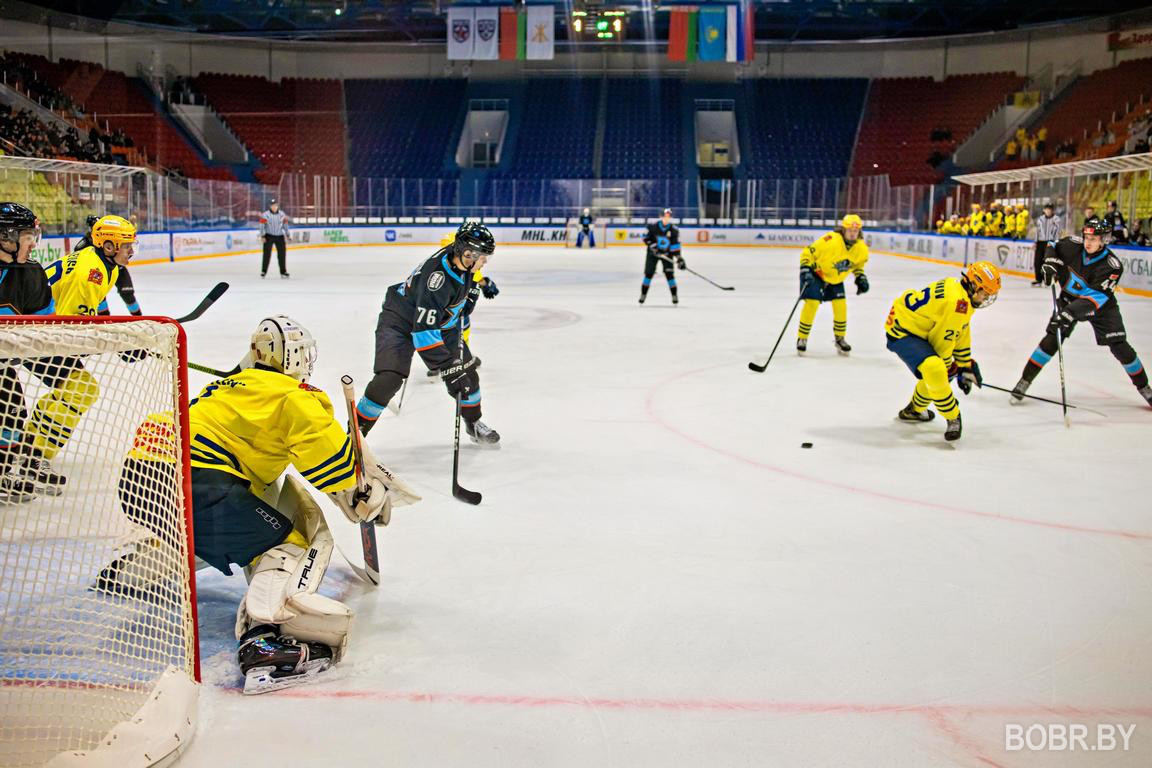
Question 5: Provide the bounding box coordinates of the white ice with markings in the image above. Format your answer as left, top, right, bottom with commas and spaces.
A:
129, 243, 1151, 767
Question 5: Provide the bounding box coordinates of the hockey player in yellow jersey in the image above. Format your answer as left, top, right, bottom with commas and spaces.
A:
797, 213, 869, 356
12, 216, 139, 496
1004, 206, 1017, 239
884, 261, 1002, 441
45, 214, 135, 316
118, 315, 420, 693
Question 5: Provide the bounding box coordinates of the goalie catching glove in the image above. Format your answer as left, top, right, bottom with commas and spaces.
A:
329, 441, 421, 526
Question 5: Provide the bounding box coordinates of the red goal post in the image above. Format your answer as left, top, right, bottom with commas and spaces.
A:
0, 315, 199, 768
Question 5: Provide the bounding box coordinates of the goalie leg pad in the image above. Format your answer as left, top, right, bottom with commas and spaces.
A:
237, 476, 352, 661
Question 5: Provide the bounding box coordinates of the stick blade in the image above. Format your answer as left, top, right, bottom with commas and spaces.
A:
175, 281, 230, 323
453, 483, 482, 505
748, 361, 768, 372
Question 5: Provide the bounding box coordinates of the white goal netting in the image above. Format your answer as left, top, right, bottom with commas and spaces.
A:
0, 318, 198, 768
565, 218, 608, 248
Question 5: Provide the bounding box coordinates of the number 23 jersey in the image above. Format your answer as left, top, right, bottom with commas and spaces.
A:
885, 277, 972, 365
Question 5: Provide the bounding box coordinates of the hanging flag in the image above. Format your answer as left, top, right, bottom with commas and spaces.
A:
725, 4, 738, 62
473, 6, 500, 60
667, 9, 698, 62
499, 7, 525, 60
446, 6, 474, 61
742, 0, 755, 62
697, 7, 726, 62
525, 4, 554, 60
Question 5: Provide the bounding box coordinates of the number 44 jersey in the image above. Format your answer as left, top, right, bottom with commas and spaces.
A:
885, 277, 972, 367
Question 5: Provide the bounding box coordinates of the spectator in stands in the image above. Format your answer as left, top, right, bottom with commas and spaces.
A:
1036, 127, 1047, 154
1083, 206, 1096, 226
1105, 200, 1128, 244
1005, 139, 1018, 160
1131, 218, 1149, 247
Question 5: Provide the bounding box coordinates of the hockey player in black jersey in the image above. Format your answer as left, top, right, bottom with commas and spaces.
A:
356, 221, 501, 445
0, 202, 56, 503
1011, 218, 1152, 408
640, 208, 685, 305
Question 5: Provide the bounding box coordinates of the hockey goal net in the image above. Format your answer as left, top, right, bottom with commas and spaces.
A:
0, 317, 198, 768
565, 218, 608, 248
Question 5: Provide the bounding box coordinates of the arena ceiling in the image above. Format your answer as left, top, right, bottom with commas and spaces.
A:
18, 0, 1152, 43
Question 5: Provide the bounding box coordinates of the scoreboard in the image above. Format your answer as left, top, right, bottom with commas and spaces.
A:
571, 9, 627, 41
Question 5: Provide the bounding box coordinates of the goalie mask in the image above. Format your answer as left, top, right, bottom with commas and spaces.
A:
251, 315, 317, 381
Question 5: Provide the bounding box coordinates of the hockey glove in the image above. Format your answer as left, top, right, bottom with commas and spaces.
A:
799, 265, 815, 293
957, 360, 983, 395
676, 255, 687, 270
329, 444, 422, 527
1046, 298, 1093, 337
1040, 255, 1062, 286
854, 273, 870, 295
480, 278, 499, 299
440, 356, 480, 397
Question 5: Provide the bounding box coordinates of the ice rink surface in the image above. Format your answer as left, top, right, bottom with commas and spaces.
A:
133, 242, 1151, 767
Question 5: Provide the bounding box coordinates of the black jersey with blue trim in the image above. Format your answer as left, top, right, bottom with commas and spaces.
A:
1047, 236, 1124, 310
644, 221, 681, 254
382, 248, 472, 369
0, 262, 54, 316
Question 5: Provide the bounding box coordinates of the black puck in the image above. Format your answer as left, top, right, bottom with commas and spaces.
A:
801, 442, 813, 449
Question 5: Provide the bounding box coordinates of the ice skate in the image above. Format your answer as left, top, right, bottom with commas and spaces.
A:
897, 403, 934, 422
796, 338, 807, 355
944, 414, 963, 442
1009, 378, 1031, 404
466, 419, 501, 448
834, 337, 852, 356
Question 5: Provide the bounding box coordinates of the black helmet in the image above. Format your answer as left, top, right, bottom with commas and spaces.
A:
454, 221, 495, 256
1083, 218, 1109, 238
0, 202, 40, 244
85, 214, 100, 228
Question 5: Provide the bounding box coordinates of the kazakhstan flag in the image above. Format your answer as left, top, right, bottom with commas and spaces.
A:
697, 7, 727, 61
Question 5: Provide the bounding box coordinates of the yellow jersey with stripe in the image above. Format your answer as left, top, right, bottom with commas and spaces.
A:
44, 246, 118, 316
885, 277, 973, 368
187, 366, 356, 494
800, 230, 869, 285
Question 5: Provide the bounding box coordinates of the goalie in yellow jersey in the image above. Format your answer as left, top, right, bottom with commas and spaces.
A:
884, 261, 1002, 442
11, 215, 139, 495
115, 315, 420, 693
797, 213, 870, 355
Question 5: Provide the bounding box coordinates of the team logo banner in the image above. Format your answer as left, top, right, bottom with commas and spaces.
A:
447, 7, 475, 60
473, 7, 500, 60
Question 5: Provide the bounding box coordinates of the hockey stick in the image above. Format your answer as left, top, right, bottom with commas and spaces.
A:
174, 282, 229, 323
387, 377, 408, 415
1050, 285, 1071, 428
451, 279, 482, 505
340, 375, 381, 586
748, 282, 808, 373
188, 361, 230, 377
982, 382, 1078, 409
651, 250, 734, 291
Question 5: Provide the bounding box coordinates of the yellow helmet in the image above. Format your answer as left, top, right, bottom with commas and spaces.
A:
92, 215, 136, 253
840, 213, 863, 230
963, 261, 1002, 307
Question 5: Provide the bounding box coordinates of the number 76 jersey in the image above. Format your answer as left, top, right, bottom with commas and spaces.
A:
885, 276, 972, 364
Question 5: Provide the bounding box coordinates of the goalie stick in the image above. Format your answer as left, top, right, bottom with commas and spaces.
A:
340, 375, 381, 585
650, 249, 734, 291
174, 282, 229, 323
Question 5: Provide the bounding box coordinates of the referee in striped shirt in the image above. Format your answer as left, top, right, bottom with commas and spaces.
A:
1031, 202, 1061, 286
259, 198, 290, 279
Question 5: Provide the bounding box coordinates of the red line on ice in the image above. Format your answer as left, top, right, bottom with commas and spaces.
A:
644, 365, 1152, 541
